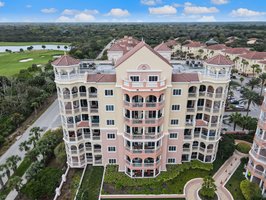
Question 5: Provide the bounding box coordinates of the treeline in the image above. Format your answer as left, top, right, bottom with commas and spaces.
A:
0, 23, 266, 55
0, 63, 56, 147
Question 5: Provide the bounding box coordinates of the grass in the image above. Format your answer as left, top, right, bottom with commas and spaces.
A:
0, 50, 64, 76
103, 161, 213, 195
225, 158, 248, 200
236, 143, 251, 154
76, 166, 104, 200
0, 42, 70, 46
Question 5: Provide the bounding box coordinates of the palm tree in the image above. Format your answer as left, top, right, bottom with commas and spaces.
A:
242, 60, 249, 75
25, 161, 44, 180
11, 112, 24, 128
255, 66, 262, 76
251, 64, 260, 77
229, 112, 242, 131
31, 101, 39, 117
64, 45, 68, 50
240, 77, 244, 86
7, 176, 23, 198
57, 45, 60, 50
0, 165, 6, 188
30, 127, 42, 140
240, 89, 259, 116
3, 163, 11, 178
246, 78, 261, 90
200, 176, 217, 199
19, 141, 30, 152
259, 73, 266, 96
41, 45, 46, 50
6, 155, 21, 172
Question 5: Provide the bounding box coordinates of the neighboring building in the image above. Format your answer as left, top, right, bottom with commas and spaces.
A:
236, 52, 266, 75
182, 41, 206, 58
246, 92, 266, 196
154, 42, 172, 61
205, 44, 229, 58
52, 40, 232, 178
222, 47, 250, 61
107, 36, 140, 62
247, 38, 258, 45
205, 38, 218, 46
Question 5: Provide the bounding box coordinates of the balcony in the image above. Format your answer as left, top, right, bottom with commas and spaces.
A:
188, 93, 197, 98
122, 79, 166, 90
187, 107, 196, 113
124, 117, 163, 126
125, 146, 161, 155
124, 132, 162, 140
89, 93, 97, 98
124, 101, 165, 110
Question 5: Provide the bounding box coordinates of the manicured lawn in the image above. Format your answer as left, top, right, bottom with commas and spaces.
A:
0, 50, 64, 76
0, 42, 70, 46
103, 161, 213, 195
225, 158, 248, 200
76, 166, 104, 200
236, 143, 251, 154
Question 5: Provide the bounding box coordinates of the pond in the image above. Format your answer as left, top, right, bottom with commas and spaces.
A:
0, 44, 70, 52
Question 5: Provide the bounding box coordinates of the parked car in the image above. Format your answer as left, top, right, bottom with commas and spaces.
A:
235, 105, 245, 109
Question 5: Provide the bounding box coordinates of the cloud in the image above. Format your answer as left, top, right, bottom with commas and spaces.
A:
57, 13, 95, 22
172, 3, 182, 8
140, 0, 162, 6
0, 1, 4, 7
198, 15, 216, 22
62, 9, 99, 15
231, 8, 265, 17
149, 5, 177, 15
106, 8, 130, 17
184, 5, 219, 14
211, 0, 229, 5
41, 8, 57, 14
26, 5, 32, 8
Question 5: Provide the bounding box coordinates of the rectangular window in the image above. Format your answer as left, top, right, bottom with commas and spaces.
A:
106, 105, 114, 111
169, 133, 178, 139
105, 89, 113, 96
149, 76, 158, 82
168, 146, 177, 152
130, 76, 140, 82
109, 159, 117, 164
173, 89, 181, 96
107, 120, 115, 125
171, 119, 179, 125
171, 105, 180, 111
107, 133, 116, 139
167, 158, 176, 163
108, 146, 116, 152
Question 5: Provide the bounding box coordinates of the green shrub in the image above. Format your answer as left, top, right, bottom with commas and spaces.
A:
240, 180, 262, 200
236, 143, 251, 154
21, 167, 62, 200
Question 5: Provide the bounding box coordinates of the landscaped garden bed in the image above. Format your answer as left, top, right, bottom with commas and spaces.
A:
236, 143, 251, 154
76, 166, 104, 200
225, 158, 248, 200
102, 161, 212, 195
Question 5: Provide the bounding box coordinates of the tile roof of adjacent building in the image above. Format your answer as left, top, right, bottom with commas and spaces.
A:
184, 41, 205, 48
115, 41, 172, 68
52, 55, 80, 66
154, 42, 172, 51
259, 60, 266, 65
206, 44, 228, 50
165, 40, 177, 47
108, 36, 140, 54
223, 47, 250, 55
240, 51, 266, 60
205, 54, 234, 66
87, 74, 116, 82
172, 73, 199, 82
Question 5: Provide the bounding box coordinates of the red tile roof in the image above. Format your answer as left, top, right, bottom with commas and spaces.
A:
223, 48, 250, 55
205, 54, 234, 66
87, 74, 116, 82
77, 121, 89, 128
172, 73, 199, 82
108, 36, 140, 54
115, 41, 172, 68
206, 44, 228, 50
108, 43, 124, 52
184, 41, 205, 48
52, 55, 80, 66
154, 42, 171, 52
196, 119, 208, 127
165, 40, 177, 47
240, 51, 266, 60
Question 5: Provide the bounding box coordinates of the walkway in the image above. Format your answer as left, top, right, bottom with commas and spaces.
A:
185, 151, 246, 200
96, 39, 115, 59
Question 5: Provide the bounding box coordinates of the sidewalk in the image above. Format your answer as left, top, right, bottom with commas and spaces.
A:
184, 151, 246, 200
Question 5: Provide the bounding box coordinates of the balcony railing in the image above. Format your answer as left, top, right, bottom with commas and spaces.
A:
124, 132, 163, 140
123, 79, 166, 90
123, 101, 165, 109
125, 146, 161, 154
124, 117, 163, 126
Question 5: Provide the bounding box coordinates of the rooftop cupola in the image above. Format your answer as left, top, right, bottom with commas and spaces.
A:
51, 53, 80, 80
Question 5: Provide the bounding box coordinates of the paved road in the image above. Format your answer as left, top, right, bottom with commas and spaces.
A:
185, 151, 246, 200
96, 39, 115, 60
0, 99, 61, 188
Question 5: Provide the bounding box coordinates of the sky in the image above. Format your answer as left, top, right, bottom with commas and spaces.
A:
0, 0, 266, 22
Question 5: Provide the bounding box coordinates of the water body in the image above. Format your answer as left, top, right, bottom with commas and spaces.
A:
0, 44, 70, 53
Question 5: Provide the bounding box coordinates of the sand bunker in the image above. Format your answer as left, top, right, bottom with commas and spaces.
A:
19, 58, 33, 62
